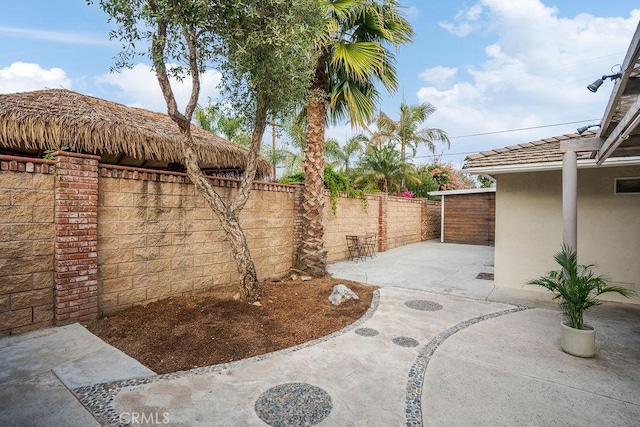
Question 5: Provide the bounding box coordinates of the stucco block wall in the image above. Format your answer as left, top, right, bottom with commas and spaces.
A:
323, 195, 379, 263
98, 173, 295, 315
494, 166, 640, 300
0, 163, 55, 336
0, 153, 442, 333
423, 201, 441, 241
386, 197, 423, 250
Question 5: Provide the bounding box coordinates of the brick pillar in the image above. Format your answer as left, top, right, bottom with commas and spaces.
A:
53, 152, 99, 325
420, 198, 427, 241
378, 193, 388, 252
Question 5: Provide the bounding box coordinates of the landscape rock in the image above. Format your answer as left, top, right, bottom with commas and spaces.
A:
252, 301, 262, 307
233, 293, 240, 301
301, 276, 312, 281
328, 284, 360, 306
291, 273, 299, 281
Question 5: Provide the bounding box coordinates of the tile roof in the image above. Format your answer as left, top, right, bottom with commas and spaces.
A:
463, 131, 596, 169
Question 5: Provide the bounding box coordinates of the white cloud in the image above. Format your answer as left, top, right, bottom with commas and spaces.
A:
439, 4, 485, 37
404, 6, 421, 20
0, 26, 113, 46
95, 63, 222, 113
324, 124, 366, 146
417, 1, 640, 165
0, 62, 72, 93
419, 66, 458, 88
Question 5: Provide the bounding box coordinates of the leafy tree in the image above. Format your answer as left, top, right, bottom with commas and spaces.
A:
355, 145, 418, 193
406, 167, 440, 198
281, 165, 365, 214
93, 0, 322, 302
478, 175, 495, 188
423, 162, 473, 191
298, 0, 413, 276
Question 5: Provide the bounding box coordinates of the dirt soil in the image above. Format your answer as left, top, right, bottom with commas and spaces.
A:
87, 277, 376, 374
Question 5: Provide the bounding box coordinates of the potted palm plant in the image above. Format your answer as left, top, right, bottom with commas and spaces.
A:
528, 245, 634, 357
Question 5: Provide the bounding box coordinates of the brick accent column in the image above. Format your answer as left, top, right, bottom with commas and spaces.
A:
378, 193, 388, 252
420, 198, 428, 241
54, 152, 99, 325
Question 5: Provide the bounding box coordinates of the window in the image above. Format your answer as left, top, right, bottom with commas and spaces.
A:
614, 177, 640, 194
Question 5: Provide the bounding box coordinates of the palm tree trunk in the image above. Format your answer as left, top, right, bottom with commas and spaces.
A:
400, 142, 406, 190
297, 91, 328, 276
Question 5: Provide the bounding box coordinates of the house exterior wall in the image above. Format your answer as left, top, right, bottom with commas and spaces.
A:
494, 166, 640, 300
443, 192, 495, 246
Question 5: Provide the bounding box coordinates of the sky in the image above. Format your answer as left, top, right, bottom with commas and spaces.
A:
1, 0, 639, 167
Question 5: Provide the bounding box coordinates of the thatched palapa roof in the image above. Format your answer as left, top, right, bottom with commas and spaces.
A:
0, 89, 270, 175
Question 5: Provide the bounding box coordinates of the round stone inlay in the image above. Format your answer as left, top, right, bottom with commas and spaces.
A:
405, 300, 443, 312
392, 336, 420, 347
355, 327, 379, 337
254, 382, 332, 426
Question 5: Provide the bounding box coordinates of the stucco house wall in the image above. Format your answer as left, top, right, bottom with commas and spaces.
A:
494, 165, 640, 301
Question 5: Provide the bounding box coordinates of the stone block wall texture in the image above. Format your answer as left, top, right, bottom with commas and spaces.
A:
423, 201, 441, 241
97, 167, 296, 315
322, 194, 379, 263
0, 158, 56, 336
385, 196, 424, 250
1, 153, 441, 332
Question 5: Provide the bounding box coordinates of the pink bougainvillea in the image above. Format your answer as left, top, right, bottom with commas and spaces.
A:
424, 162, 472, 191
398, 188, 414, 198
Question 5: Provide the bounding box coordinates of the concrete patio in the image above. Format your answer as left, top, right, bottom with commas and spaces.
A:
1, 241, 638, 426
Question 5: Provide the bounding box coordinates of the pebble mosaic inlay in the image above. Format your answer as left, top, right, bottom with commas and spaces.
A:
354, 327, 379, 337
404, 306, 528, 426
254, 382, 332, 426
404, 300, 443, 312
393, 336, 420, 347
72, 290, 381, 426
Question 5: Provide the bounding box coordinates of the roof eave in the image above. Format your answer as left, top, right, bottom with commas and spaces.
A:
428, 187, 496, 196
596, 22, 640, 163
463, 156, 640, 175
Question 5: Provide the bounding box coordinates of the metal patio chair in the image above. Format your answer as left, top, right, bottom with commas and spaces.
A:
345, 235, 364, 262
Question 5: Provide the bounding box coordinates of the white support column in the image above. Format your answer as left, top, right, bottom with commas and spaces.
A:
562, 150, 578, 251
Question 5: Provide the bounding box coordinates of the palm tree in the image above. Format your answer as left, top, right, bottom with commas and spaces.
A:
356, 145, 418, 193
194, 103, 251, 147
297, 0, 413, 276
372, 101, 450, 164
324, 133, 368, 174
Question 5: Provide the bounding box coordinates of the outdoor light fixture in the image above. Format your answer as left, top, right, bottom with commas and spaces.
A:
577, 124, 600, 134
587, 72, 622, 92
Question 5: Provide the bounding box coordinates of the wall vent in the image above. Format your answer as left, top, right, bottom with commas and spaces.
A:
614, 177, 640, 194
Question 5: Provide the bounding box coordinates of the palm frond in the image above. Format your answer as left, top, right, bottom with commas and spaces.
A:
331, 41, 384, 82
528, 245, 634, 329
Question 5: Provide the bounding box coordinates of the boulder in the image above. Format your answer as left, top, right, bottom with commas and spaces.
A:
328, 284, 360, 306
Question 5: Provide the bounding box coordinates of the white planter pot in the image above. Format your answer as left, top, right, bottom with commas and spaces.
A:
560, 321, 595, 358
